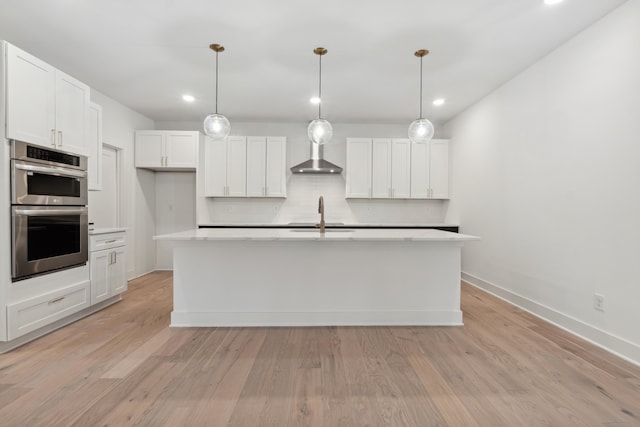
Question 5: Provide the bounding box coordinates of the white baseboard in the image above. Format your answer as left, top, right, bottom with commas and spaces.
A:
171, 309, 463, 327
462, 272, 640, 367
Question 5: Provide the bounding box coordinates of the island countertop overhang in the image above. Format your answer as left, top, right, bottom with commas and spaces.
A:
154, 228, 479, 242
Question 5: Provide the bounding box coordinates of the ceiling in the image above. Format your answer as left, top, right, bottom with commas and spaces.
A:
0, 0, 629, 128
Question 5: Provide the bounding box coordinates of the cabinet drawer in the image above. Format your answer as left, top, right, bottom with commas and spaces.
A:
90, 232, 126, 251
7, 281, 90, 340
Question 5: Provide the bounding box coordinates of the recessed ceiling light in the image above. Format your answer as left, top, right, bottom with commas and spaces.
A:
544, 0, 564, 5
310, 96, 321, 104
182, 94, 195, 102
432, 98, 446, 106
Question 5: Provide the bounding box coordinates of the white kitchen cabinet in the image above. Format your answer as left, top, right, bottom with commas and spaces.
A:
204, 136, 247, 197
345, 138, 372, 198
6, 281, 91, 340
246, 136, 287, 197
90, 231, 127, 305
410, 139, 449, 199
87, 102, 103, 191
135, 130, 200, 171
5, 42, 89, 155
346, 138, 411, 199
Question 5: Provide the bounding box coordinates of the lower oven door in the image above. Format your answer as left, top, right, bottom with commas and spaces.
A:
11, 206, 88, 281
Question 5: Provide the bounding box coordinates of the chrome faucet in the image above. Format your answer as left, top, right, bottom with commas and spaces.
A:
316, 195, 326, 234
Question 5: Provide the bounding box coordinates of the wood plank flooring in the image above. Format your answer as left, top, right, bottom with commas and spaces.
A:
1, 270, 639, 426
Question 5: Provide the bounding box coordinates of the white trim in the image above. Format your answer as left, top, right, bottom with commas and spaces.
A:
462, 272, 640, 367
171, 310, 463, 328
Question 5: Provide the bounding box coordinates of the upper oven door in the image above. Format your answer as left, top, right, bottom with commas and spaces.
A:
11, 159, 88, 205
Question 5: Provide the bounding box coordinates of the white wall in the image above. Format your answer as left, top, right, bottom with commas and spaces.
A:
89, 90, 156, 279
445, 0, 640, 364
155, 172, 196, 270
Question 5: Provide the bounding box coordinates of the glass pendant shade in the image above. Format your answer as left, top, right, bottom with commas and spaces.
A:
203, 113, 230, 139
203, 44, 230, 140
308, 118, 333, 145
408, 118, 434, 144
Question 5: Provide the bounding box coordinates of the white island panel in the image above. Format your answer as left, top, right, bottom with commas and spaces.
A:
155, 228, 478, 327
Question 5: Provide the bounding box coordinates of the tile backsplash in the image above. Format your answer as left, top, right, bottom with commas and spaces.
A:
198, 174, 446, 225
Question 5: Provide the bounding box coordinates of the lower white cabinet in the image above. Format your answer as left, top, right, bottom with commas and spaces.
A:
90, 231, 127, 305
6, 281, 91, 340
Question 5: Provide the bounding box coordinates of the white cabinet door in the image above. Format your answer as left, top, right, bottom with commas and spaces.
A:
204, 137, 228, 196
226, 136, 247, 197
87, 102, 103, 191
165, 131, 198, 168
371, 138, 392, 198
90, 250, 110, 305
135, 131, 164, 168
265, 137, 287, 197
246, 136, 267, 197
6, 43, 56, 148
110, 247, 127, 295
6, 43, 89, 154
54, 70, 89, 155
345, 138, 372, 198
135, 131, 199, 170
391, 138, 411, 198
429, 139, 449, 199
410, 139, 449, 199
410, 141, 430, 199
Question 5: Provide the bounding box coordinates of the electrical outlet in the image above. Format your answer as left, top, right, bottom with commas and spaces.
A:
594, 293, 605, 312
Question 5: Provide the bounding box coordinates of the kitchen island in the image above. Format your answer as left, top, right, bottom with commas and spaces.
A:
154, 228, 479, 327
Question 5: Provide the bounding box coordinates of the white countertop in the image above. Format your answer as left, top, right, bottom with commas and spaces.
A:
89, 227, 127, 235
198, 222, 460, 228
154, 228, 479, 242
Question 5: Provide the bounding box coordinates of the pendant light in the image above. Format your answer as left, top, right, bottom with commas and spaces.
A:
203, 43, 231, 139
307, 47, 332, 145
408, 49, 435, 144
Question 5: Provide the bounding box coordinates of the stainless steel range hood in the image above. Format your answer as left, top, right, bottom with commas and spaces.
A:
290, 142, 343, 174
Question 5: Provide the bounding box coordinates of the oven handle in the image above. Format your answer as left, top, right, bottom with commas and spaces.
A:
14, 163, 87, 178
14, 208, 88, 216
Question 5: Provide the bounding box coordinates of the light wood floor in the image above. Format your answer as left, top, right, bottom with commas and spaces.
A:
1, 271, 639, 426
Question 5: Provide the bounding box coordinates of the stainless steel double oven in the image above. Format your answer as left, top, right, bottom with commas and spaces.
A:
10, 140, 88, 281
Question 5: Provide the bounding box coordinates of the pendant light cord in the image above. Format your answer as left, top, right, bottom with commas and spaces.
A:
419, 54, 423, 119
215, 50, 219, 114
318, 53, 322, 119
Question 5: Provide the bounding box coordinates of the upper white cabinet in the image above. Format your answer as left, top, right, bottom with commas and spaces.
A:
346, 138, 412, 199
6, 42, 89, 155
204, 136, 247, 197
371, 138, 411, 199
204, 136, 287, 198
246, 136, 287, 198
87, 102, 103, 191
345, 138, 372, 198
410, 139, 449, 199
135, 130, 200, 171
346, 137, 449, 199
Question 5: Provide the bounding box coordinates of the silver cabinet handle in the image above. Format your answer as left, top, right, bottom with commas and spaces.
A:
58, 130, 63, 147
51, 129, 56, 146
48, 296, 65, 304
104, 239, 117, 244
